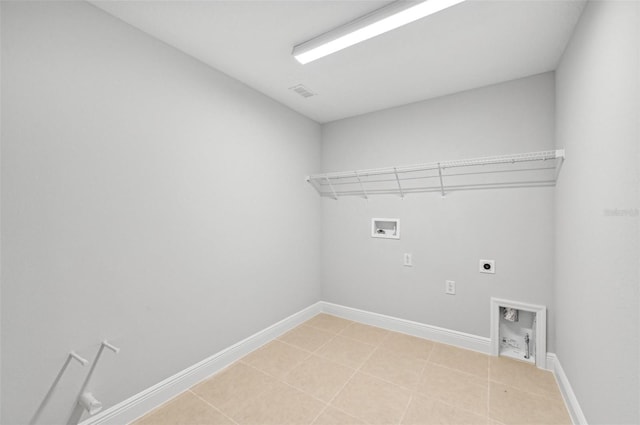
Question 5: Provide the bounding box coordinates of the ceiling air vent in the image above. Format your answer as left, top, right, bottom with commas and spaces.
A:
289, 84, 316, 98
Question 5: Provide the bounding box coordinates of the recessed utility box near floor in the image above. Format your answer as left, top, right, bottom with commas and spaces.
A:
371, 218, 400, 239
490, 298, 547, 368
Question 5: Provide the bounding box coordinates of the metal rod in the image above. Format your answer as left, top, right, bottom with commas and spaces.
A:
313, 165, 556, 188
306, 177, 325, 196
555, 156, 565, 181
67, 345, 105, 425
70, 351, 89, 366
437, 163, 445, 197
101, 340, 120, 354
30, 352, 87, 425
306, 150, 560, 181
67, 342, 120, 425
320, 180, 557, 197
354, 171, 368, 200
325, 177, 338, 200
393, 167, 404, 199
307, 150, 565, 199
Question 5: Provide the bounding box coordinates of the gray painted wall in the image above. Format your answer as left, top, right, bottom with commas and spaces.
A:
321, 73, 557, 349
3, 1, 639, 424
555, 1, 639, 423
0, 2, 321, 424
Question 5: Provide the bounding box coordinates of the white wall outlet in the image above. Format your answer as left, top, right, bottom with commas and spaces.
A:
445, 280, 456, 295
479, 259, 495, 274
403, 253, 412, 267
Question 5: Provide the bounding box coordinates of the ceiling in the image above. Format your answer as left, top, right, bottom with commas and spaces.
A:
90, 0, 586, 123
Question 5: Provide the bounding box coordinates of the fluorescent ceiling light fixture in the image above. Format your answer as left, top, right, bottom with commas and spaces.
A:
293, 0, 466, 64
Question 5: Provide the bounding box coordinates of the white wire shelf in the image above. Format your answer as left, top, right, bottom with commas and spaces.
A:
307, 149, 565, 199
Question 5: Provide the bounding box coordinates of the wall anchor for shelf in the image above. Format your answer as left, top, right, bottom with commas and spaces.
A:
393, 167, 404, 199
437, 162, 445, 197
325, 177, 338, 200
555, 149, 565, 181
354, 171, 368, 200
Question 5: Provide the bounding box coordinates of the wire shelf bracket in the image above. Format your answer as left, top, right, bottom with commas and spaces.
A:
306, 149, 565, 199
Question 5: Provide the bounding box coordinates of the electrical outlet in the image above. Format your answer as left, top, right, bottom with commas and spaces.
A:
479, 259, 495, 274
445, 280, 456, 295
403, 253, 412, 267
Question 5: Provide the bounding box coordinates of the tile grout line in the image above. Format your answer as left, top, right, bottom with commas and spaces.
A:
409, 390, 489, 421
275, 337, 319, 353
487, 372, 565, 401
185, 316, 562, 425
221, 319, 489, 424
312, 315, 492, 380
399, 346, 436, 424
397, 342, 433, 425
139, 315, 534, 425
356, 369, 419, 394
305, 316, 405, 348
488, 357, 566, 400
310, 323, 390, 424
417, 344, 493, 420
308, 326, 444, 424
283, 316, 561, 424
187, 389, 241, 425
130, 391, 187, 424
307, 359, 373, 424
278, 328, 344, 405
279, 324, 336, 343
488, 378, 568, 404
238, 361, 336, 425
371, 331, 425, 425
239, 326, 373, 425
317, 329, 381, 348
240, 361, 330, 406
397, 393, 414, 425
337, 322, 392, 345
196, 366, 279, 423
304, 315, 354, 333
369, 314, 567, 410
487, 360, 570, 423
427, 359, 489, 387
277, 321, 358, 385
354, 335, 432, 393
251, 325, 350, 379
308, 336, 384, 425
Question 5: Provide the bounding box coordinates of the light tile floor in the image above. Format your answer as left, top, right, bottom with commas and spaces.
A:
133, 314, 571, 425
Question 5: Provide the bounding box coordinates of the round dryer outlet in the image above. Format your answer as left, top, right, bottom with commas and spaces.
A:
479, 260, 495, 274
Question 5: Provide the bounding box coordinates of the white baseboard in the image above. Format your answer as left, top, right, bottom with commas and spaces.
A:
545, 353, 588, 425
323, 302, 582, 424
81, 301, 582, 425
80, 302, 322, 425
320, 301, 492, 354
